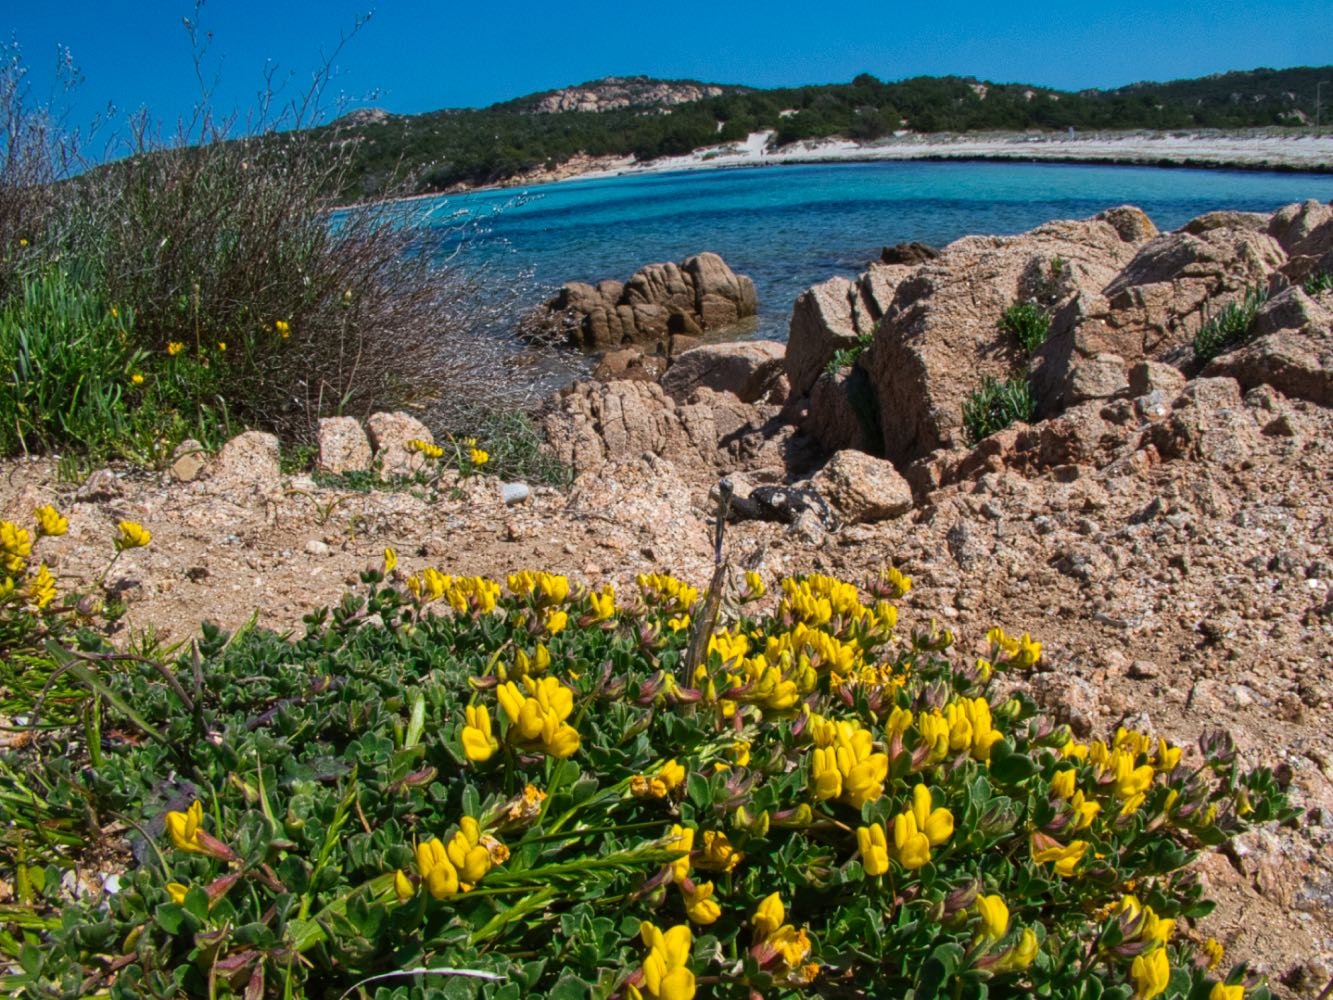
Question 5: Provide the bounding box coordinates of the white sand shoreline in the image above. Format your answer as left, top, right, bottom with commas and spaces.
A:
555, 129, 1333, 187
334, 129, 1332, 211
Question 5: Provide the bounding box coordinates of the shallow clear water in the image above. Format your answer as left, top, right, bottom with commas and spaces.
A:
415, 160, 1333, 340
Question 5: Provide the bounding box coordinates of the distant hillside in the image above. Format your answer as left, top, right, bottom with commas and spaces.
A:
315, 66, 1331, 198
496, 76, 752, 114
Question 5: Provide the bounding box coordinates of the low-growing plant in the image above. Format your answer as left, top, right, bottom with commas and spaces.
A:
0, 513, 1291, 1000
0, 269, 144, 456
1192, 284, 1269, 364
999, 302, 1051, 356
962, 375, 1036, 444
823, 333, 874, 376
1302, 270, 1333, 296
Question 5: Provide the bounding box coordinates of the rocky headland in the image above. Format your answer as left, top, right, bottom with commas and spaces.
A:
3, 199, 1332, 993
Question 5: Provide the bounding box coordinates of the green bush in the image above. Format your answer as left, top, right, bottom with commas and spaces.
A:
999, 303, 1051, 356
962, 376, 1036, 445
1192, 285, 1269, 364
0, 526, 1288, 1000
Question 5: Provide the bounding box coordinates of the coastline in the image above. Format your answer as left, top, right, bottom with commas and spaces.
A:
559, 128, 1333, 185
334, 128, 1333, 210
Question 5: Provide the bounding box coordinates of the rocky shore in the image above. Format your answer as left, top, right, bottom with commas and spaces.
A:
4, 198, 1332, 994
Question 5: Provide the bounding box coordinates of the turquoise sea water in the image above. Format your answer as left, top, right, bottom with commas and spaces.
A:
417, 161, 1333, 340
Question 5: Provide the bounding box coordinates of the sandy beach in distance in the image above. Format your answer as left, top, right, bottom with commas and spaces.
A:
553, 128, 1333, 186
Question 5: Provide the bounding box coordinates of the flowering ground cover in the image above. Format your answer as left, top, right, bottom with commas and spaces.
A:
0, 511, 1291, 998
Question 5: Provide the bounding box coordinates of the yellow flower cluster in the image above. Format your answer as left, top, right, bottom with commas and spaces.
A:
751, 894, 818, 986
914, 696, 1004, 763
1030, 831, 1089, 877
1049, 767, 1101, 830
34, 505, 68, 538
1062, 727, 1181, 818
166, 341, 185, 356
115, 520, 152, 551
986, 626, 1042, 668
586, 584, 616, 621
507, 570, 571, 606
808, 713, 887, 808
405, 816, 508, 900
1, 520, 33, 574
406, 438, 444, 460
636, 572, 699, 612
461, 705, 498, 761
778, 573, 866, 627
406, 570, 500, 614
2, 510, 68, 611
628, 922, 694, 1000
631, 759, 686, 800
495, 676, 580, 758
274, 319, 291, 338
1106, 893, 1179, 998
872, 784, 953, 870
461, 436, 489, 467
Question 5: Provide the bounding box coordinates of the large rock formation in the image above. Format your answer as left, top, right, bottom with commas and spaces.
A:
525, 252, 757, 352
787, 201, 1331, 475
858, 207, 1154, 466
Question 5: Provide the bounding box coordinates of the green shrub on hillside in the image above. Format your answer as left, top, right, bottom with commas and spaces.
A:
0, 517, 1289, 999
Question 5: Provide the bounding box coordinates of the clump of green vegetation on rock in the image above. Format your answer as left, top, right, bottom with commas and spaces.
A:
963, 375, 1036, 445
1192, 284, 1269, 364
1000, 302, 1051, 356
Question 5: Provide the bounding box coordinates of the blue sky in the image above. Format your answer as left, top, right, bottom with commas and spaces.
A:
10, 0, 1332, 142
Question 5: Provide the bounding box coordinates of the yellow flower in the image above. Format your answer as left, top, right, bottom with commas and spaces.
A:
445, 819, 493, 884
769, 924, 812, 967
166, 882, 189, 905
658, 759, 686, 792
1201, 938, 1224, 970
891, 810, 932, 869
1130, 946, 1171, 1000
393, 868, 415, 902
753, 893, 785, 937
666, 824, 695, 883
27, 563, 56, 609
1209, 984, 1244, 1000
1050, 768, 1077, 800
275, 319, 291, 338
634, 922, 695, 1000
216, 341, 226, 352
469, 445, 489, 466
34, 505, 68, 537
545, 608, 568, 634
131, 372, 145, 385
682, 880, 721, 925
857, 823, 889, 877
166, 341, 185, 356
910, 783, 955, 846
115, 520, 151, 551
383, 547, 397, 574
165, 801, 207, 854
975, 894, 1009, 941
415, 837, 460, 898
1031, 836, 1088, 877
743, 570, 766, 600
588, 585, 616, 620
461, 704, 498, 762
993, 926, 1039, 972
1, 520, 33, 573
696, 830, 742, 873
